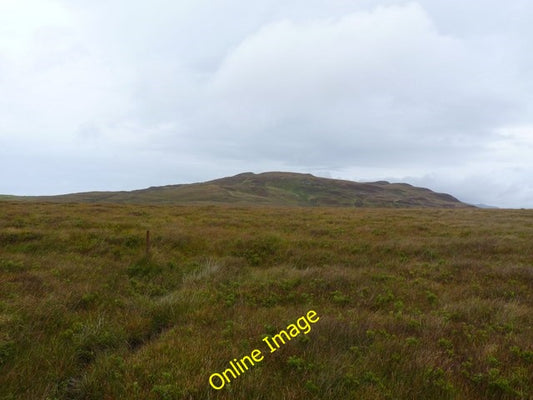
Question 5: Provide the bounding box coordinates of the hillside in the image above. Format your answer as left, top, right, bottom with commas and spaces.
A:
7, 172, 471, 208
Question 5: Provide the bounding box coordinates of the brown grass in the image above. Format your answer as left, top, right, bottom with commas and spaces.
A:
0, 203, 531, 399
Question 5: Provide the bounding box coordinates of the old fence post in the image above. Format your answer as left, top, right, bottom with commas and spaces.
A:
145, 230, 151, 258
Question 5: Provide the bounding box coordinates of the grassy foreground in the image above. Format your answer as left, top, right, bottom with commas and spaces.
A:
0, 203, 531, 399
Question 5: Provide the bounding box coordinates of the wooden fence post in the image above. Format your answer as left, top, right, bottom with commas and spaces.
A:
145, 230, 151, 258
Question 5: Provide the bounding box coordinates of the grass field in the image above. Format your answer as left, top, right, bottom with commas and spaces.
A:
0, 202, 532, 399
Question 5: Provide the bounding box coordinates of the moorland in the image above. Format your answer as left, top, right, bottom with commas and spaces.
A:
0, 202, 531, 399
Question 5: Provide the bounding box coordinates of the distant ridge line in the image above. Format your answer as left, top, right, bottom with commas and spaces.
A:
1, 171, 473, 208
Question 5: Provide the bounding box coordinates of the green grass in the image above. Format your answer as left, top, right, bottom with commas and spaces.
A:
0, 203, 531, 399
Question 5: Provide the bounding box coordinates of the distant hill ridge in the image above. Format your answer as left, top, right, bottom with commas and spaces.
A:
2, 171, 472, 208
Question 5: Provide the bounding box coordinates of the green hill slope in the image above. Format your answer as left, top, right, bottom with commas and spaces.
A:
5, 171, 471, 208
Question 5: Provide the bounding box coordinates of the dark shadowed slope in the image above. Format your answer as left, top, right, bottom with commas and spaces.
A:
3, 171, 472, 208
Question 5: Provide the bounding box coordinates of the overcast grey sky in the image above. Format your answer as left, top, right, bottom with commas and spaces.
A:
1, 0, 532, 207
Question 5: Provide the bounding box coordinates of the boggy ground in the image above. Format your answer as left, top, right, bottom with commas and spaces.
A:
0, 202, 531, 399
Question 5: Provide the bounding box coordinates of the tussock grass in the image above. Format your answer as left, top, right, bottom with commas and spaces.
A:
0, 203, 531, 399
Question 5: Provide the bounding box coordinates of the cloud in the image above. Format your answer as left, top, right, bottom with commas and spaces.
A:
1, 0, 533, 207
200, 3, 517, 168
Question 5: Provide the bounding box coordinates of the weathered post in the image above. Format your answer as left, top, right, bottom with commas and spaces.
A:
145, 230, 151, 258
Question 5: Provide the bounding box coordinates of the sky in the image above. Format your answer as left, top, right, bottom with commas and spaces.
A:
1, 0, 532, 208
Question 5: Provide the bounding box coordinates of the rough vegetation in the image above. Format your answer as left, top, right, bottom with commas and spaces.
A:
0, 202, 531, 399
